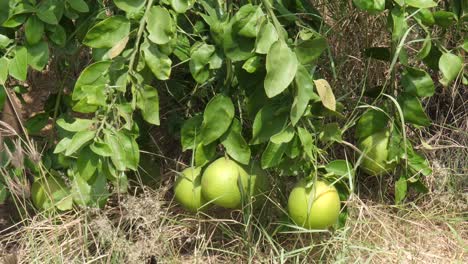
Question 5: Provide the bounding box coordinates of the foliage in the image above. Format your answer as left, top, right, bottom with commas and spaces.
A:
0, 0, 465, 219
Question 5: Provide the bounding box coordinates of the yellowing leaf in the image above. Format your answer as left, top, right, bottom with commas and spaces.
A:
313, 79, 336, 111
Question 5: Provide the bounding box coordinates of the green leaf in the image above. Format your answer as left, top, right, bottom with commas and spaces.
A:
136, 85, 160, 125
433, 11, 457, 28
90, 141, 112, 157
0, 86, 5, 110
67, 0, 89, 13
200, 95, 235, 145
416, 34, 432, 59
73, 61, 111, 101
291, 64, 319, 126
195, 142, 216, 167
25, 16, 44, 44
355, 109, 389, 140
353, 0, 385, 12
65, 130, 96, 156
104, 131, 126, 171
395, 175, 407, 204
189, 42, 215, 83
0, 34, 12, 49
47, 24, 66, 47
146, 6, 175, 45
26, 41, 49, 71
181, 114, 203, 151
9, 46, 28, 81
116, 131, 140, 171
71, 173, 91, 206
264, 41, 298, 98
57, 118, 95, 132
223, 20, 256, 62
0, 57, 8, 85
285, 136, 301, 159
255, 21, 278, 54
54, 137, 72, 154
415, 8, 435, 26
113, 0, 145, 13
314, 79, 336, 111
398, 93, 431, 127
297, 127, 314, 160
170, 0, 193, 13
76, 147, 99, 181
233, 4, 264, 38
438, 53, 463, 86
221, 118, 251, 165
251, 104, 288, 145
37, 0, 63, 25
261, 141, 286, 169
391, 7, 408, 43
270, 126, 295, 144
83, 16, 130, 48
405, 0, 437, 8
401, 67, 435, 97
325, 160, 355, 179
319, 123, 343, 143
407, 150, 432, 176
25, 113, 49, 134
242, 55, 263, 73
143, 42, 172, 80
294, 37, 327, 65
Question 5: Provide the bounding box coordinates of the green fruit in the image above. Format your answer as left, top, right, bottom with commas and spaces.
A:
31, 176, 68, 211
288, 180, 341, 229
358, 130, 396, 176
201, 157, 249, 209
174, 167, 207, 212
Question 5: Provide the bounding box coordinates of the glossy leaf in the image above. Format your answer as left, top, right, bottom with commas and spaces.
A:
113, 0, 145, 12
76, 147, 99, 181
255, 21, 278, 54
221, 119, 251, 165
143, 42, 172, 80
439, 53, 463, 86
65, 130, 96, 156
355, 109, 389, 140
181, 115, 203, 151
401, 67, 435, 97
27, 41, 49, 71
261, 141, 286, 169
83, 16, 130, 48
25, 16, 44, 44
294, 37, 327, 65
398, 93, 431, 127
353, 0, 385, 12
405, 0, 437, 8
291, 65, 319, 126
264, 41, 298, 98
200, 95, 235, 145
67, 0, 89, 13
9, 46, 28, 81
146, 6, 175, 45
136, 85, 160, 125
251, 104, 288, 145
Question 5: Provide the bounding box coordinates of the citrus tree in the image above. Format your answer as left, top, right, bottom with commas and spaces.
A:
0, 0, 465, 229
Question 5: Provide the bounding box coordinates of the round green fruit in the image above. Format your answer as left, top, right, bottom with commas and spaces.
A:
174, 167, 207, 212
358, 130, 396, 176
201, 157, 249, 209
31, 176, 68, 211
288, 180, 341, 230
